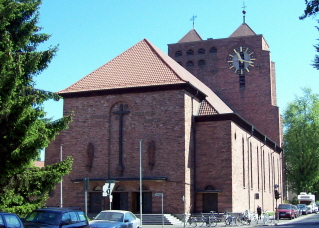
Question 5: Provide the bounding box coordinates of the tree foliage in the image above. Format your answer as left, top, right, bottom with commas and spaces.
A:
300, 0, 319, 70
283, 88, 319, 194
0, 0, 73, 215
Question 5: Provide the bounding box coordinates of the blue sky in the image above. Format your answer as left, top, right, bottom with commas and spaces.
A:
36, 0, 319, 121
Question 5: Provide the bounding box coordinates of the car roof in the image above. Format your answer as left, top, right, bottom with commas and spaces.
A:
99, 210, 130, 213
35, 207, 83, 212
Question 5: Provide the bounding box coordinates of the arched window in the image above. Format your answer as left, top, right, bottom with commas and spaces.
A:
198, 60, 206, 66
175, 51, 182, 57
186, 61, 194, 67
210, 47, 217, 53
187, 49, 194, 55
198, 48, 205, 54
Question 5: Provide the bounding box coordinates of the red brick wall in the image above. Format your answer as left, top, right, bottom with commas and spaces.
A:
45, 89, 197, 214
168, 35, 282, 145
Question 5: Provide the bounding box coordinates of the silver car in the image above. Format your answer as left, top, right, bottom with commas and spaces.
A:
89, 210, 141, 228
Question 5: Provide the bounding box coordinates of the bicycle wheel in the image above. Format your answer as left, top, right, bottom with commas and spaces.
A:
209, 217, 217, 227
225, 217, 231, 226
190, 218, 197, 227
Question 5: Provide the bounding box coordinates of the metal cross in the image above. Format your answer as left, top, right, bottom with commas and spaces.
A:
190, 14, 197, 29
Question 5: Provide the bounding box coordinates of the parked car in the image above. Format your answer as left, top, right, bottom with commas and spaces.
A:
0, 212, 24, 228
277, 204, 295, 220
89, 210, 141, 228
297, 204, 307, 215
312, 203, 318, 213
292, 205, 300, 217
23, 207, 88, 228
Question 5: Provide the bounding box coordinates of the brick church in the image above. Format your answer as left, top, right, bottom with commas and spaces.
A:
45, 20, 284, 215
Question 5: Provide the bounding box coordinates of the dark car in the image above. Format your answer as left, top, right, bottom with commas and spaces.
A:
23, 207, 88, 228
292, 205, 300, 217
277, 204, 295, 220
297, 204, 307, 215
89, 210, 141, 228
0, 212, 24, 228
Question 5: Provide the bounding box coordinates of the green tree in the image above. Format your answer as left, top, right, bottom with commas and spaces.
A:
283, 88, 319, 194
0, 0, 73, 215
300, 0, 319, 70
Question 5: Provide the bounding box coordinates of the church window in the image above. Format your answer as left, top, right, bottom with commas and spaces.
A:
250, 143, 253, 189
186, 61, 194, 67
175, 51, 182, 57
262, 150, 265, 191
210, 47, 217, 53
205, 185, 215, 190
257, 147, 260, 190
242, 138, 245, 188
198, 48, 205, 54
187, 49, 194, 55
115, 185, 125, 191
198, 60, 206, 66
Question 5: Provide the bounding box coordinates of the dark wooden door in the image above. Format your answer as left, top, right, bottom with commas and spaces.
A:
132, 192, 152, 214
112, 192, 128, 210
203, 193, 218, 213
89, 192, 103, 213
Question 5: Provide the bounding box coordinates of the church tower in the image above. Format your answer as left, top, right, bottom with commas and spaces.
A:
168, 20, 282, 145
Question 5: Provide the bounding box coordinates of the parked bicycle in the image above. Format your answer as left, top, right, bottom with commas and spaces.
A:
262, 210, 272, 225
187, 213, 197, 227
207, 211, 218, 227
223, 212, 237, 226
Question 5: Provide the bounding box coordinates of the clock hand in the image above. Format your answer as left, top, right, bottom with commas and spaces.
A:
234, 50, 244, 63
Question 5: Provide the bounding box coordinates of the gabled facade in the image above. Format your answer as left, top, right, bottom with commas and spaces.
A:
45, 23, 283, 215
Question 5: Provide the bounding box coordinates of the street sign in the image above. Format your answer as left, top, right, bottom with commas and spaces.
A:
102, 180, 116, 197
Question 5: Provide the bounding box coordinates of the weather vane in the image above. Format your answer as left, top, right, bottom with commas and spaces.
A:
242, 1, 247, 23
190, 14, 197, 29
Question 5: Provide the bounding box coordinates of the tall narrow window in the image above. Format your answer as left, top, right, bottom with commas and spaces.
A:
268, 153, 271, 192
257, 147, 260, 190
263, 150, 265, 191
250, 143, 253, 189
242, 138, 245, 188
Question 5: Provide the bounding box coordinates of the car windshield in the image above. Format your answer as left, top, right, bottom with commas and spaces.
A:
278, 205, 291, 209
95, 212, 124, 222
25, 211, 60, 225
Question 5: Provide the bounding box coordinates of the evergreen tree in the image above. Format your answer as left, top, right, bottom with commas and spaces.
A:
300, 0, 319, 70
283, 88, 319, 194
0, 0, 73, 215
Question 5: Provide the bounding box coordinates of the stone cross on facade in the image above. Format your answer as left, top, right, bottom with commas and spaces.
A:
112, 104, 130, 175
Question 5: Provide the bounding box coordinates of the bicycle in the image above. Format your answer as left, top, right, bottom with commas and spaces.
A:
249, 212, 259, 225
186, 213, 197, 227
198, 212, 208, 227
207, 211, 218, 227
262, 210, 272, 224
223, 212, 237, 226
237, 212, 250, 225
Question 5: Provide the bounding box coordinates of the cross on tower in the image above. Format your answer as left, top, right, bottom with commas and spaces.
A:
190, 14, 197, 29
112, 104, 130, 175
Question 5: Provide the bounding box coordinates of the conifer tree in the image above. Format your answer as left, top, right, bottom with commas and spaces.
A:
300, 0, 319, 70
0, 0, 73, 215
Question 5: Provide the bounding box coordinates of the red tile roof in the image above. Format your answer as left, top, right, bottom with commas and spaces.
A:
177, 29, 203, 43
229, 23, 256, 37
59, 39, 233, 114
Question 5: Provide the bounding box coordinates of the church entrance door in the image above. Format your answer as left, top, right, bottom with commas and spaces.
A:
203, 193, 218, 213
89, 192, 103, 213
132, 192, 152, 214
112, 192, 128, 210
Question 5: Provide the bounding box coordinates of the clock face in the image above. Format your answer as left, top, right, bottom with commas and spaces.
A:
227, 47, 256, 74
